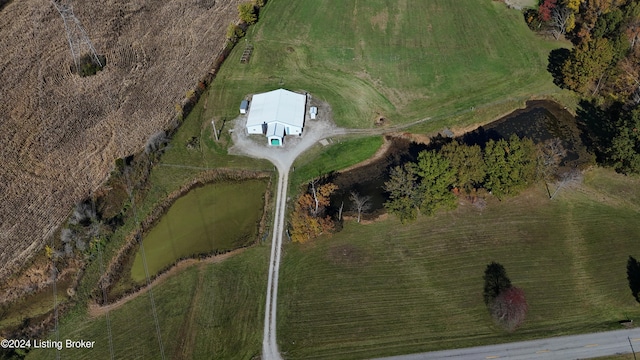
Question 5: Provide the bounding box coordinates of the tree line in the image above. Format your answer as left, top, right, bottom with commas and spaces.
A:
528, 0, 640, 174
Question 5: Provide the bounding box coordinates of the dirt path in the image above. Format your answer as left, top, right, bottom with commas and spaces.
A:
88, 248, 246, 318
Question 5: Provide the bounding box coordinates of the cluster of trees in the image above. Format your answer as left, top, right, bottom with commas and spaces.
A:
46, 199, 108, 276
226, 1, 265, 43
290, 181, 338, 243
383, 135, 539, 223
483, 262, 529, 332
530, 0, 640, 174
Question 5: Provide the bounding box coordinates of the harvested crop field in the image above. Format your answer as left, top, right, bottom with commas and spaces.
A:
0, 0, 243, 280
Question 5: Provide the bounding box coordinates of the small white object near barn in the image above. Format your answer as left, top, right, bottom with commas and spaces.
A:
309, 106, 318, 120
239, 100, 249, 114
245, 89, 306, 146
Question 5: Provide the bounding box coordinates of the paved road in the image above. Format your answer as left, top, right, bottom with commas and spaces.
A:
374, 328, 640, 360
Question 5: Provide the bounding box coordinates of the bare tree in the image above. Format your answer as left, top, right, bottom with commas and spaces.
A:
632, 86, 640, 105
144, 130, 169, 155
60, 228, 75, 243
551, 5, 572, 39
349, 191, 371, 223
537, 138, 567, 198
69, 201, 97, 225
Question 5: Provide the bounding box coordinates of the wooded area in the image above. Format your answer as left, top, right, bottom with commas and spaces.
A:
529, 0, 640, 174
383, 135, 540, 222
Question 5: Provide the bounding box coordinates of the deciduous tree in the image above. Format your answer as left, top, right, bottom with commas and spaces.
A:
551, 5, 574, 38
225, 23, 244, 42
238, 2, 257, 25
384, 163, 421, 223
539, 0, 558, 22
290, 181, 338, 243
562, 38, 615, 95
484, 135, 537, 199
490, 286, 529, 332
564, 0, 584, 12
349, 191, 371, 223
536, 138, 567, 197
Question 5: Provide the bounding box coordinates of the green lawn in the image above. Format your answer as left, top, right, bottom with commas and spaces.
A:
208, 0, 563, 130
129, 179, 268, 283
277, 168, 640, 359
27, 246, 269, 360
158, 86, 272, 171
290, 135, 383, 191
593, 355, 638, 360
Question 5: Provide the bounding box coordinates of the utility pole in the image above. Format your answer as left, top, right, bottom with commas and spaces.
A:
629, 337, 638, 360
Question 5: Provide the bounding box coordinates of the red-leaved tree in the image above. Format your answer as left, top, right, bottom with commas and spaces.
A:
490, 286, 528, 332
538, 0, 558, 22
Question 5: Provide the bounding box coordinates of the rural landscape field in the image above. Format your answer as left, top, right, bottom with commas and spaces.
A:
2, 0, 640, 359
0, 0, 244, 280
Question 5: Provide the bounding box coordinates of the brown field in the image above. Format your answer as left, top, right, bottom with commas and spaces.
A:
0, 0, 242, 281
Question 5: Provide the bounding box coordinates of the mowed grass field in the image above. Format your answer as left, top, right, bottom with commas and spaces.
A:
209, 0, 563, 130
27, 246, 269, 360
277, 168, 640, 359
130, 179, 268, 282
290, 135, 383, 190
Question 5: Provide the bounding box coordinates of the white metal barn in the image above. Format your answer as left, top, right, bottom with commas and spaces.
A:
245, 89, 306, 146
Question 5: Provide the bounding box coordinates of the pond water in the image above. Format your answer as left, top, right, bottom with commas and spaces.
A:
330, 100, 590, 219
130, 179, 268, 283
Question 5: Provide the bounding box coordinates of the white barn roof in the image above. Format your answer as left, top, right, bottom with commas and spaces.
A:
246, 89, 306, 129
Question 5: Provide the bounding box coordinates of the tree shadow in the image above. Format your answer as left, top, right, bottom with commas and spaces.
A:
547, 48, 571, 88
575, 99, 618, 163
627, 256, 640, 303
460, 126, 503, 149
483, 262, 512, 306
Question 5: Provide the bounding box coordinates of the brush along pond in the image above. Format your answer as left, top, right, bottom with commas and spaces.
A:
130, 179, 269, 283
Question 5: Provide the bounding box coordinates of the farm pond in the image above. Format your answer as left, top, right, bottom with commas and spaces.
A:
330, 100, 590, 218
130, 179, 268, 283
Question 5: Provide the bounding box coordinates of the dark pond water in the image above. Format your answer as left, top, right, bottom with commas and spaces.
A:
329, 100, 590, 219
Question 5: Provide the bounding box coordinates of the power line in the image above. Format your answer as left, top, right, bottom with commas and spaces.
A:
97, 247, 115, 360
93, 195, 115, 360
125, 171, 166, 360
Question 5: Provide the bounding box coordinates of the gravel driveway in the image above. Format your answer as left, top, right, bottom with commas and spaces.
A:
227, 101, 347, 360
228, 110, 345, 171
